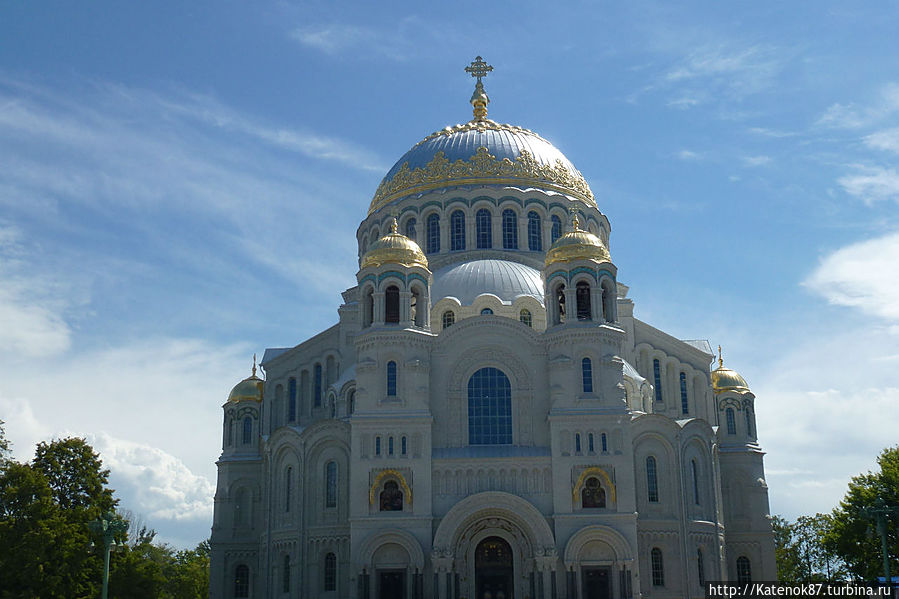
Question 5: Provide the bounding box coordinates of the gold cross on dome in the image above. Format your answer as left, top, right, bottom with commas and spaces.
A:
465, 56, 493, 85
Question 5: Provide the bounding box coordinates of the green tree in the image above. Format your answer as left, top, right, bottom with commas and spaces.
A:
825, 446, 899, 580
0, 437, 117, 598
0, 419, 10, 464
774, 515, 803, 581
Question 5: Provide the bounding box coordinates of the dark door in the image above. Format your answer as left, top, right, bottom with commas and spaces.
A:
582, 567, 610, 599
378, 570, 405, 599
475, 536, 513, 599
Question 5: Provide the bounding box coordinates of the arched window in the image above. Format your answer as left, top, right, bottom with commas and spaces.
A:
324, 552, 337, 591
363, 287, 374, 327
601, 280, 614, 322
450, 210, 466, 251
726, 407, 736, 435
386, 361, 397, 396
288, 377, 297, 422
273, 384, 283, 429
582, 477, 606, 508
601, 432, 607, 452
375, 436, 381, 456
551, 214, 562, 243
527, 211, 542, 251
653, 359, 663, 403
651, 547, 664, 586
235, 488, 249, 526
736, 556, 752, 582
328, 395, 336, 419
426, 213, 440, 253
234, 564, 250, 598
576, 281, 591, 320
242, 416, 252, 444
379, 480, 404, 511
698, 548, 706, 585
282, 554, 291, 593
691, 459, 700, 505
519, 309, 532, 327
388, 436, 394, 455
588, 433, 595, 453
227, 416, 233, 446
646, 456, 659, 502
480, 307, 493, 315
468, 367, 512, 445
555, 283, 566, 324
582, 357, 593, 393
680, 372, 688, 415
347, 390, 355, 415
401, 436, 407, 455
476, 208, 492, 248
575, 433, 581, 453
502, 209, 518, 249
285, 466, 292, 512
325, 461, 337, 508
442, 310, 455, 329
745, 409, 754, 437
385, 285, 400, 323
405, 217, 416, 240
314, 363, 323, 407
410, 286, 424, 327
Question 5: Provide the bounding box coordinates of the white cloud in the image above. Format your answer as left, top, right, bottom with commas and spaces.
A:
864, 126, 899, 153
289, 24, 413, 62
816, 82, 899, 129
803, 231, 899, 322
837, 164, 899, 204
89, 433, 215, 523
0, 223, 74, 358
675, 149, 702, 160
0, 336, 248, 546
742, 155, 771, 167
660, 43, 783, 105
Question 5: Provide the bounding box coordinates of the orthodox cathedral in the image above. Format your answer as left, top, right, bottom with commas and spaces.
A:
209, 58, 777, 599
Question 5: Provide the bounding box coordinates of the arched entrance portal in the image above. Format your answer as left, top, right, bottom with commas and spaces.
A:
475, 536, 513, 599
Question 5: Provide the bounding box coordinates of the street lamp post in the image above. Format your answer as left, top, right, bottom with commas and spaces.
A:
88, 512, 129, 599
862, 497, 898, 585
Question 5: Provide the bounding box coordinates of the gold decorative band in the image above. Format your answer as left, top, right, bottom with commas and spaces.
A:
369, 146, 596, 215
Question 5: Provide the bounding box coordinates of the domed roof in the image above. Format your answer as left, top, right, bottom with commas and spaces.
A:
545, 214, 610, 267
369, 120, 595, 214
711, 350, 750, 394
360, 218, 428, 270
228, 359, 263, 402
431, 259, 544, 305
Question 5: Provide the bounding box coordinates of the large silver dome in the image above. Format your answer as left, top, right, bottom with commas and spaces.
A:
431, 259, 544, 305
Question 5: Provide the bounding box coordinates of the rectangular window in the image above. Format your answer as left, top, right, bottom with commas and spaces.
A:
314, 364, 322, 407
653, 359, 663, 402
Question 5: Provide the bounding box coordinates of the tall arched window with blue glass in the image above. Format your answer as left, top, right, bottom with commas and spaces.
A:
476, 208, 492, 249
581, 358, 593, 393
386, 361, 397, 397
426, 213, 440, 253
468, 367, 512, 445
451, 210, 466, 251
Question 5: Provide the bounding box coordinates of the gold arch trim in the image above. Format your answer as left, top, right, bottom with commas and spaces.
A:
572, 467, 616, 504
369, 146, 596, 215
368, 469, 413, 506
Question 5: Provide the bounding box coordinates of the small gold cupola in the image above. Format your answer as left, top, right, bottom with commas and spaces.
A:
361, 218, 429, 270
545, 212, 611, 267
711, 345, 750, 394
228, 355, 264, 402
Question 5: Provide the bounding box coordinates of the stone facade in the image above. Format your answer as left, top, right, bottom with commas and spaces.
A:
210, 98, 776, 599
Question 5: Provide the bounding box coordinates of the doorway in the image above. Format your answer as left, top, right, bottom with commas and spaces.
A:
475, 536, 513, 599
378, 569, 405, 599
582, 567, 610, 599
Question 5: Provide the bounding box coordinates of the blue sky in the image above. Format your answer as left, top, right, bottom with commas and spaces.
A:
1, 1, 897, 547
